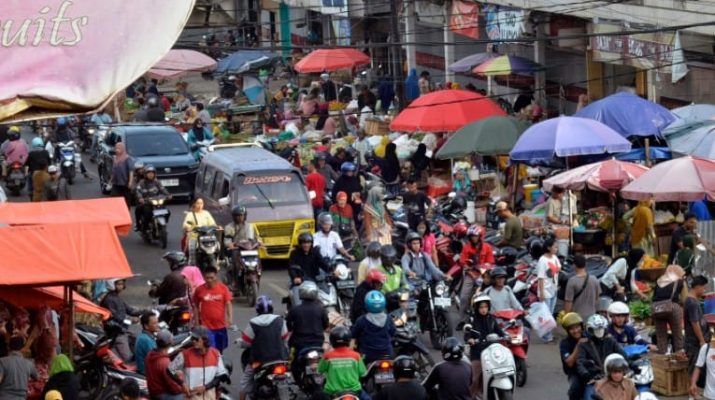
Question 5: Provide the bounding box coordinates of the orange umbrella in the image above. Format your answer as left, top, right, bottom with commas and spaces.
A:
390, 90, 506, 132
0, 286, 110, 320
294, 48, 370, 73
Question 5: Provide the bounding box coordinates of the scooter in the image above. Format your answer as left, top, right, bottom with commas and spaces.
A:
362, 358, 394, 396
390, 291, 434, 379
57, 140, 80, 184
194, 226, 221, 271
292, 347, 325, 397
493, 309, 529, 387
227, 240, 262, 306
140, 195, 170, 249
193, 138, 216, 160
252, 360, 291, 400
4, 162, 25, 196
331, 256, 355, 324
623, 344, 654, 393
464, 328, 516, 400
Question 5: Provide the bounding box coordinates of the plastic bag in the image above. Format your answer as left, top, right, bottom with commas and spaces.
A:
526, 302, 557, 338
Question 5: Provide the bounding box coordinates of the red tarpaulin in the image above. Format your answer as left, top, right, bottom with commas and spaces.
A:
0, 222, 132, 286
0, 198, 131, 236
0, 286, 110, 320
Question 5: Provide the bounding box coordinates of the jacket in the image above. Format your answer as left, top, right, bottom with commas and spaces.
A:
463, 313, 504, 360
146, 350, 183, 397
576, 336, 624, 381
351, 281, 373, 324
402, 251, 444, 283
289, 247, 330, 281
351, 313, 396, 359
100, 291, 142, 328
169, 347, 227, 391
422, 360, 472, 400
240, 314, 289, 363
155, 271, 187, 305
135, 178, 169, 202
287, 299, 329, 350
594, 376, 638, 400
457, 242, 495, 278
41, 372, 80, 400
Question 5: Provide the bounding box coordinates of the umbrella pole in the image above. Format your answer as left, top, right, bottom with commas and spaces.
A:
645, 138, 651, 167
566, 158, 573, 251
612, 192, 617, 257
487, 76, 493, 95
511, 162, 518, 210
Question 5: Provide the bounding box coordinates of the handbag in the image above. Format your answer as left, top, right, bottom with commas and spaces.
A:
181, 212, 199, 253
652, 282, 678, 319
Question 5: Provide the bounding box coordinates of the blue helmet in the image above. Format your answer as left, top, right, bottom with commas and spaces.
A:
364, 290, 386, 313
340, 162, 357, 174
31, 137, 44, 149
255, 295, 273, 314
56, 117, 67, 126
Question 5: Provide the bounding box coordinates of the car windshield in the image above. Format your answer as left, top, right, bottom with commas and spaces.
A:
236, 173, 307, 207
125, 131, 189, 157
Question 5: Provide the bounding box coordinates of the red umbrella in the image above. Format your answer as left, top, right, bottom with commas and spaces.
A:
543, 159, 649, 192
621, 156, 715, 201
294, 48, 370, 73
390, 90, 506, 132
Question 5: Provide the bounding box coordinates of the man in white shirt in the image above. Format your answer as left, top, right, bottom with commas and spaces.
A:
314, 213, 355, 261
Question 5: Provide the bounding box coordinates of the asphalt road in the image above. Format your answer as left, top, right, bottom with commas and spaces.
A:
6, 140, 569, 399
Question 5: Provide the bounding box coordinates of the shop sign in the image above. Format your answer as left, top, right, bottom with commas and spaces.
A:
414, 1, 444, 26
449, 1, 479, 39
485, 5, 529, 41
590, 23, 682, 74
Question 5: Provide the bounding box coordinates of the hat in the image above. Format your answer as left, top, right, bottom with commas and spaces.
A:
337, 191, 348, 201
44, 390, 63, 400
495, 201, 508, 212
191, 325, 210, 341
48, 165, 59, 174
320, 73, 330, 80
156, 329, 173, 346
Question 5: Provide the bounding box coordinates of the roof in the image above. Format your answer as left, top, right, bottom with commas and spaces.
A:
110, 123, 180, 136
202, 146, 295, 174
0, 222, 133, 286
0, 198, 132, 235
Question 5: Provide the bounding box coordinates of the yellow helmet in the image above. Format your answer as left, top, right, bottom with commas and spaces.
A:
8, 126, 20, 133
561, 312, 583, 329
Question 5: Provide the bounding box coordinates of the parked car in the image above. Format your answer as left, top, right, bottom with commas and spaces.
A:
97, 124, 198, 198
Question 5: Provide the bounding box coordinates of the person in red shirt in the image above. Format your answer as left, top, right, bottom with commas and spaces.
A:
305, 160, 326, 219
145, 330, 184, 399
193, 266, 234, 352
457, 224, 495, 322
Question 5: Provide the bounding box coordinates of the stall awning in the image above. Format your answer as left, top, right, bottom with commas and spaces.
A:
0, 223, 132, 286
0, 198, 131, 236
0, 287, 110, 320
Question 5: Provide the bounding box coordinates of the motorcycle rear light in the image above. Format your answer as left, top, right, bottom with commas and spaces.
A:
379, 361, 391, 370
180, 312, 191, 321
273, 365, 287, 375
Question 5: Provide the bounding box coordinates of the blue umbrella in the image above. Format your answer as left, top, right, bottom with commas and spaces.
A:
574, 92, 675, 138
510, 116, 632, 164
447, 52, 497, 73
215, 50, 281, 75
667, 122, 715, 158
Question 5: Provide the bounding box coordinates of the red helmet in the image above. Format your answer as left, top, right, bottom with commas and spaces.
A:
467, 224, 485, 240
453, 222, 468, 238
366, 269, 387, 285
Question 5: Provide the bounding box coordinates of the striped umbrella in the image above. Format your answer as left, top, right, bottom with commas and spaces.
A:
472, 55, 541, 76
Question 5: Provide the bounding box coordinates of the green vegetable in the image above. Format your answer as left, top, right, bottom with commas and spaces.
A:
629, 299, 652, 320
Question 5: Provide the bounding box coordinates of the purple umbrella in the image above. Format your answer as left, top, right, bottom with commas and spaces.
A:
574, 92, 675, 138
447, 52, 497, 73
509, 116, 632, 162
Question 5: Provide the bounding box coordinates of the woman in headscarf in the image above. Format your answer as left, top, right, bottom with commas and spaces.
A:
186, 118, 215, 161
362, 185, 392, 244
452, 169, 472, 195
377, 75, 395, 112
404, 69, 420, 103
410, 143, 429, 188
109, 142, 134, 206
42, 354, 80, 400
382, 143, 401, 196
652, 264, 686, 354
624, 200, 655, 256
181, 266, 206, 295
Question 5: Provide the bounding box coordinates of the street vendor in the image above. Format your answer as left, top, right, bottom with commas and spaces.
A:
546, 186, 566, 225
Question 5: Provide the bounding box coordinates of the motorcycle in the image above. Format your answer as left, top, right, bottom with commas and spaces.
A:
193, 138, 216, 160
57, 140, 80, 184
4, 161, 25, 196
362, 358, 394, 396
331, 256, 355, 324
286, 267, 340, 322
252, 360, 291, 400
389, 291, 434, 379
493, 309, 529, 387
227, 240, 262, 307
623, 344, 653, 393
140, 195, 170, 249
293, 347, 325, 397
409, 278, 454, 349
194, 226, 221, 271
464, 328, 515, 400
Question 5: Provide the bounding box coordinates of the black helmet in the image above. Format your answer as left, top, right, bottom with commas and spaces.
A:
405, 231, 422, 245
162, 251, 187, 271
329, 326, 351, 348
451, 195, 467, 211
298, 232, 313, 244
380, 245, 397, 264
232, 205, 247, 218
393, 355, 417, 380
491, 267, 507, 278
441, 337, 463, 361
146, 95, 159, 108
366, 241, 381, 258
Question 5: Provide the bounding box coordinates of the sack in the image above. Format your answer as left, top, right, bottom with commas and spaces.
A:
526, 302, 557, 338
651, 299, 675, 319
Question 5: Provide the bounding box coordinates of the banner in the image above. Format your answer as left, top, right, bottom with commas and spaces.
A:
332, 17, 352, 46
282, 0, 348, 16
414, 1, 445, 26
450, 1, 479, 39
0, 0, 196, 122
485, 5, 529, 41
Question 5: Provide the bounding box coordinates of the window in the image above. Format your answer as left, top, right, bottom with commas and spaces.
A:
202, 167, 215, 194
124, 131, 189, 157
196, 164, 206, 192
212, 172, 229, 200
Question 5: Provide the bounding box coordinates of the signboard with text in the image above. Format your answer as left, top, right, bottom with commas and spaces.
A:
590, 23, 678, 73
485, 5, 529, 41
449, 1, 479, 39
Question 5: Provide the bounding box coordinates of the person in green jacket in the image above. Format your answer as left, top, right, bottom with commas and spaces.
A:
377, 245, 407, 294
318, 326, 369, 400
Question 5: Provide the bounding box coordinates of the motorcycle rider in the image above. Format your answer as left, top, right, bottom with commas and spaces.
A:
351, 269, 386, 324
318, 326, 369, 400
100, 279, 144, 362
577, 314, 625, 400
224, 205, 258, 290
594, 354, 638, 400
151, 251, 189, 305
375, 355, 428, 400
607, 301, 657, 351
457, 225, 495, 323
288, 232, 331, 286
187, 119, 215, 161
378, 244, 408, 295
133, 164, 171, 232
1, 126, 28, 178
145, 330, 185, 399
25, 137, 51, 199
463, 294, 504, 397
169, 325, 229, 399
314, 212, 355, 261
43, 165, 70, 201
422, 337, 472, 400
357, 241, 383, 284
351, 290, 396, 364
482, 267, 523, 312
238, 295, 289, 400
560, 312, 588, 400
132, 161, 146, 189
286, 281, 329, 380
402, 232, 447, 285
52, 117, 90, 179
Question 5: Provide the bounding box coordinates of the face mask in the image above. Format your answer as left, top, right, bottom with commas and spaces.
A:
593, 328, 605, 339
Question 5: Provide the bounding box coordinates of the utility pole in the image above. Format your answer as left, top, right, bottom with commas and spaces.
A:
389, 0, 405, 110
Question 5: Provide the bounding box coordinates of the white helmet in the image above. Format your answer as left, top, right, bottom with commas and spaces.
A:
635, 392, 659, 400
471, 294, 491, 309
608, 301, 630, 316
586, 314, 609, 339
604, 353, 629, 375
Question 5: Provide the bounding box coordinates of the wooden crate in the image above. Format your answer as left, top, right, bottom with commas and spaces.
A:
364, 119, 389, 135
651, 354, 689, 396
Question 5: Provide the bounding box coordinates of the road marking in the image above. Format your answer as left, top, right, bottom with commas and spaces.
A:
265, 281, 289, 297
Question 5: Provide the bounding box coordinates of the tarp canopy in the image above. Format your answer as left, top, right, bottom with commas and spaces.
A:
0, 198, 131, 236
0, 223, 132, 286
147, 49, 217, 79
0, 286, 110, 320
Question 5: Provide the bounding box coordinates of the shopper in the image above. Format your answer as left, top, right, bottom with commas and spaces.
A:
194, 266, 234, 352
652, 265, 686, 354
563, 255, 601, 320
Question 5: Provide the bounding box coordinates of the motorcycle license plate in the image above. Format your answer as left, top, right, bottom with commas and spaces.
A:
336, 280, 355, 289
153, 209, 169, 216
434, 297, 451, 308
160, 179, 179, 187
375, 371, 394, 384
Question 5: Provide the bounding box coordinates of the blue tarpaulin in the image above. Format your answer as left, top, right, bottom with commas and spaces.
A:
575, 92, 675, 138
215, 50, 281, 75
614, 147, 671, 161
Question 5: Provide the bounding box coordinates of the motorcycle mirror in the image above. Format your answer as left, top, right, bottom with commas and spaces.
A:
448, 192, 457, 199
218, 196, 230, 206
309, 190, 316, 200
462, 324, 472, 332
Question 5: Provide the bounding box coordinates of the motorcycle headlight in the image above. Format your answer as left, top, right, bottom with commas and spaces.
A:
434, 282, 447, 296
88, 128, 96, 134
298, 222, 313, 231
510, 335, 522, 345
151, 199, 164, 206
490, 346, 509, 365
335, 264, 350, 280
